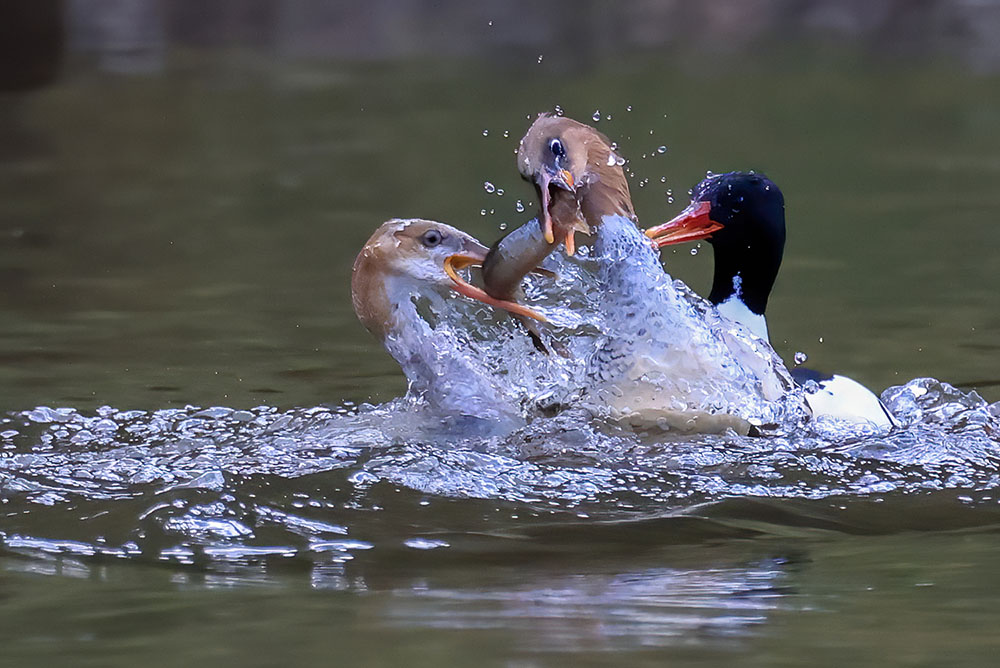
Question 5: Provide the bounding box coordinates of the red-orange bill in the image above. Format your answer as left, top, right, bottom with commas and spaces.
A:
443, 254, 549, 323
644, 201, 722, 247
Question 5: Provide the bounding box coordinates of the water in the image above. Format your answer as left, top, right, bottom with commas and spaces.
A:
2, 44, 1000, 666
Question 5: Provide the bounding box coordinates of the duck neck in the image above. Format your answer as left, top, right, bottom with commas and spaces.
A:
579, 167, 635, 230
708, 241, 781, 342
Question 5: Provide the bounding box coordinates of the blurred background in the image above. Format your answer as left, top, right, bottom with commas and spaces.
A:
2, 0, 999, 411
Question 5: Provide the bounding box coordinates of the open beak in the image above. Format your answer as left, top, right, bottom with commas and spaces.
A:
644, 201, 722, 248
443, 252, 549, 324
538, 168, 575, 245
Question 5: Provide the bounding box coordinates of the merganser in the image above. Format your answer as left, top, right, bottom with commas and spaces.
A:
645, 172, 897, 430
352, 218, 543, 423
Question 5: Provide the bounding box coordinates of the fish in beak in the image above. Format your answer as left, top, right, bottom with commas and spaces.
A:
443, 243, 549, 324
644, 201, 722, 248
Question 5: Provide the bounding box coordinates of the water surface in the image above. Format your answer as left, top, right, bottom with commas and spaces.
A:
2, 47, 1000, 666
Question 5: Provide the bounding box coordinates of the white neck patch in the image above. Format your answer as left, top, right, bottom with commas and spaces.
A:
717, 294, 770, 341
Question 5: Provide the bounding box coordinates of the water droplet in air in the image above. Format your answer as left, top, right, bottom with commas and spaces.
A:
489, 208, 495, 215
554, 105, 564, 116
498, 222, 508, 231
605, 114, 612, 120
515, 200, 525, 213
657, 145, 667, 154
690, 247, 699, 256
482, 129, 489, 137
537, 55, 544, 64
592, 110, 601, 122
488, 20, 493, 26
480, 209, 487, 216
660, 176, 667, 183
503, 130, 509, 138
626, 105, 633, 112
496, 188, 504, 196
615, 156, 626, 166
483, 181, 496, 193
818, 337, 824, 343
794, 352, 808, 365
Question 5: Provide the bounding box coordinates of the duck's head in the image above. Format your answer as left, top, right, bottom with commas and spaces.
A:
517, 114, 635, 254
646, 172, 784, 249
646, 172, 786, 314
352, 219, 545, 341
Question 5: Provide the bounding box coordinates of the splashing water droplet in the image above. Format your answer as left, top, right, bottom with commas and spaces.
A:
483, 181, 496, 193
537, 55, 544, 64
794, 352, 808, 365
626, 105, 633, 112
605, 114, 612, 120
498, 222, 508, 231
690, 247, 699, 255
480, 209, 487, 216
496, 188, 504, 196
554, 105, 564, 116
515, 200, 525, 213
657, 145, 667, 154
592, 110, 601, 122
615, 156, 626, 166
503, 130, 509, 138
660, 176, 667, 183
488, 20, 493, 26
819, 337, 825, 343
482, 129, 489, 137
489, 208, 495, 215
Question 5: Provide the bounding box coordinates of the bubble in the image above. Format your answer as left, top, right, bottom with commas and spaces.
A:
657, 146, 667, 154
592, 110, 601, 122
483, 181, 496, 193
794, 352, 808, 365
515, 200, 525, 213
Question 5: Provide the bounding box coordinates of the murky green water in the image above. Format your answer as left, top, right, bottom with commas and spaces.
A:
2, 46, 1000, 666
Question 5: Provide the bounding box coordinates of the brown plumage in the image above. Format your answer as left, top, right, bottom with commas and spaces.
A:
480, 113, 637, 306
352, 219, 490, 341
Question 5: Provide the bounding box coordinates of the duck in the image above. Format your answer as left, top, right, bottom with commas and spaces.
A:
352, 218, 545, 424
470, 116, 799, 433
479, 114, 636, 306
644, 171, 897, 430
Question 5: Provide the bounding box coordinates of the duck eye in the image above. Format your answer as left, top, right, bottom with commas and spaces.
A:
548, 138, 566, 159
421, 229, 444, 248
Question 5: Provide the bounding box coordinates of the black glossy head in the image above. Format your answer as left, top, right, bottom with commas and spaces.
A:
692, 172, 786, 315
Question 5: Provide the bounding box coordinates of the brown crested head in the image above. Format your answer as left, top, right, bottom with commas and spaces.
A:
517, 114, 636, 236
351, 219, 489, 340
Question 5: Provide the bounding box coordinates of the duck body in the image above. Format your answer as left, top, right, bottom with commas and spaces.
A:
646, 172, 897, 430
